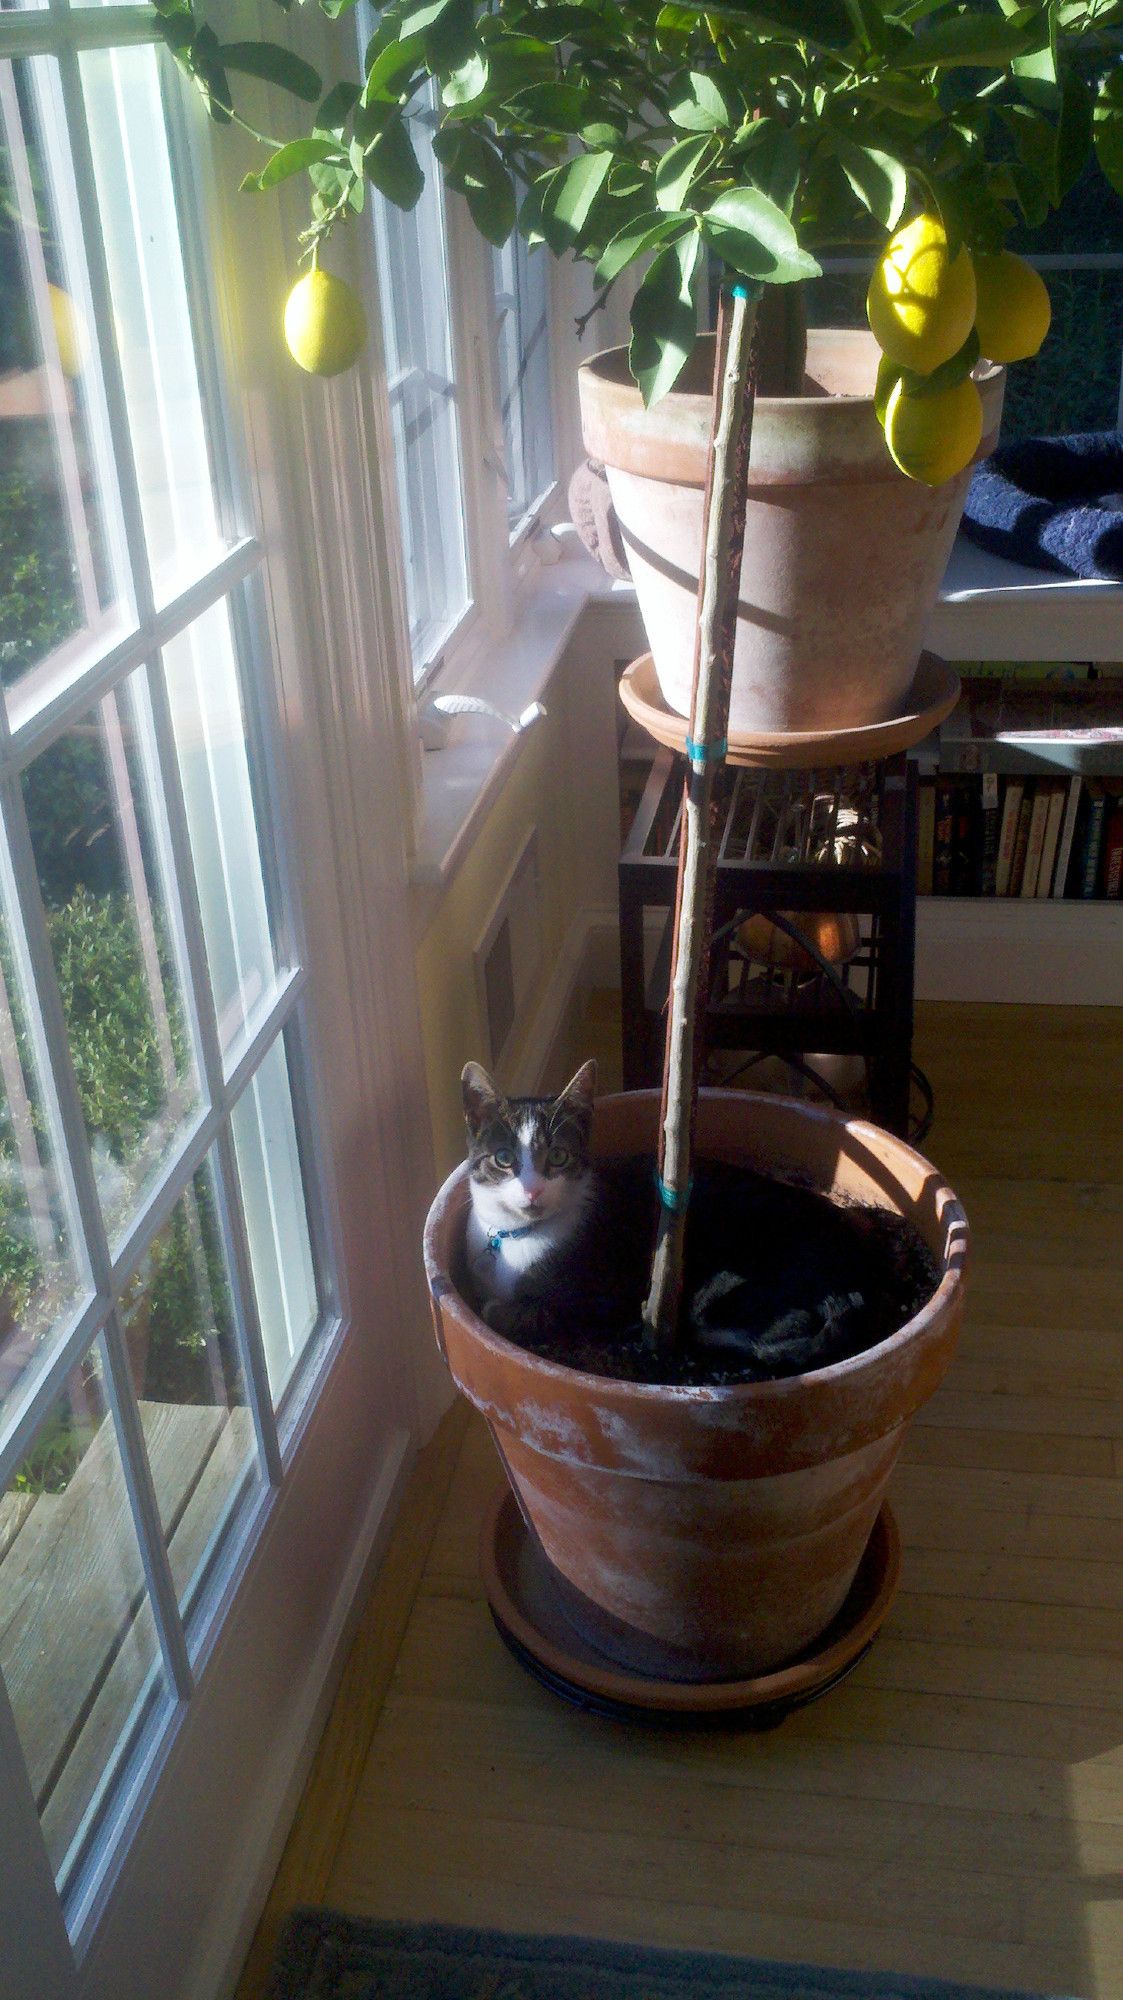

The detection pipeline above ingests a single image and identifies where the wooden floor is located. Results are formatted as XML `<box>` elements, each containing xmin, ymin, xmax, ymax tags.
<box><xmin>239</xmin><ymin>1002</ymin><xmax>1123</xmax><ymax>1999</ymax></box>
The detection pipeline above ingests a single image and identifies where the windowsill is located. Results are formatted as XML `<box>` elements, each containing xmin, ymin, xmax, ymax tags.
<box><xmin>409</xmin><ymin>532</ymin><xmax>636</xmax><ymax>931</ymax></box>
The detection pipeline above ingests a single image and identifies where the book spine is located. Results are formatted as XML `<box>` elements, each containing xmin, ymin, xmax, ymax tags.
<box><xmin>1036</xmin><ymin>784</ymin><xmax>1066</xmax><ymax>900</ymax></box>
<box><xmin>1051</xmin><ymin>775</ymin><xmax>1083</xmax><ymax>898</ymax></box>
<box><xmin>1103</xmin><ymin>799</ymin><xmax>1123</xmax><ymax>899</ymax></box>
<box><xmin>951</xmin><ymin>777</ymin><xmax>977</xmax><ymax>895</ymax></box>
<box><xmin>1020</xmin><ymin>786</ymin><xmax>1051</xmax><ymax>897</ymax></box>
<box><xmin>995</xmin><ymin>778</ymin><xmax>1024</xmax><ymax>896</ymax></box>
<box><xmin>917</xmin><ymin>779</ymin><xmax>936</xmax><ymax>896</ymax></box>
<box><xmin>1081</xmin><ymin>784</ymin><xmax>1109</xmax><ymax>897</ymax></box>
<box><xmin>1008</xmin><ymin>786</ymin><xmax>1035</xmax><ymax>897</ymax></box>
<box><xmin>933</xmin><ymin>780</ymin><xmax>956</xmax><ymax>895</ymax></box>
<box><xmin>979</xmin><ymin>772</ymin><xmax>1000</xmax><ymax>896</ymax></box>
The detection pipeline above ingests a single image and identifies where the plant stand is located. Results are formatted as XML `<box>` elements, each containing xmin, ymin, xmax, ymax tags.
<box><xmin>618</xmin><ymin>746</ymin><xmax>920</xmax><ymax>1135</ymax></box>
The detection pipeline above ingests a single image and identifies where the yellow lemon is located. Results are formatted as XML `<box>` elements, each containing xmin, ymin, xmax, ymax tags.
<box><xmin>47</xmin><ymin>282</ymin><xmax>88</xmax><ymax>378</ymax></box>
<box><xmin>874</xmin><ymin>351</ymin><xmax>900</xmax><ymax>426</ymax></box>
<box><xmin>283</xmin><ymin>268</ymin><xmax>367</xmax><ymax>378</ymax></box>
<box><xmin>867</xmin><ymin>213</ymin><xmax>977</xmax><ymax>375</ymax></box>
<box><xmin>884</xmin><ymin>373</ymin><xmax>983</xmax><ymax>487</ymax></box>
<box><xmin>971</xmin><ymin>250</ymin><xmax>1051</xmax><ymax>362</ymax></box>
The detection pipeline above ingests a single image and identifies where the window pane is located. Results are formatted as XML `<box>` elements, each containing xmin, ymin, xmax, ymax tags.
<box><xmin>22</xmin><ymin>668</ymin><xmax>202</xmax><ymax>1242</ymax></box>
<box><xmin>230</xmin><ymin>1032</ymin><xmax>318</xmax><ymax>1405</ymax></box>
<box><xmin>0</xmin><ymin>859</ymin><xmax>88</xmax><ymax>1428</ymax></box>
<box><xmin>118</xmin><ymin>1153</ymin><xmax>261</xmax><ymax>1641</ymax></box>
<box><xmin>0</xmin><ymin>1341</ymin><xmax>170</xmax><ymax>1886</ymax></box>
<box><xmin>372</xmin><ymin>84</ymin><xmax>470</xmax><ymax>677</ymax></box>
<box><xmin>0</xmin><ymin>56</ymin><xmax>130</xmax><ymax>709</ymax></box>
<box><xmin>80</xmin><ymin>43</ymin><xmax>230</xmax><ymax>604</ymax></box>
<box><xmin>493</xmin><ymin>231</ymin><xmax>555</xmax><ymax>532</ymax></box>
<box><xmin>161</xmin><ymin>595</ymin><xmax>280</xmax><ymax>1060</ymax></box>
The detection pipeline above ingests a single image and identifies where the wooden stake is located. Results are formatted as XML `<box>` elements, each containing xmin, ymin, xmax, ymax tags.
<box><xmin>642</xmin><ymin>284</ymin><xmax>759</xmax><ymax>1353</ymax></box>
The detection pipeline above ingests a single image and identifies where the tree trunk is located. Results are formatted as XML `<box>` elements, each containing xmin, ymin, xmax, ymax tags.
<box><xmin>642</xmin><ymin>283</ymin><xmax>760</xmax><ymax>1353</ymax></box>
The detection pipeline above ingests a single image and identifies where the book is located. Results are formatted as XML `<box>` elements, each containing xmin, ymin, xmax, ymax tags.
<box><xmin>951</xmin><ymin>777</ymin><xmax>978</xmax><ymax>895</ymax></box>
<box><xmin>1020</xmin><ymin>784</ymin><xmax>1051</xmax><ymax>897</ymax></box>
<box><xmin>1051</xmin><ymin>776</ymin><xmax>1083</xmax><ymax>898</ymax></box>
<box><xmin>1103</xmin><ymin>795</ymin><xmax>1123</xmax><ymax>898</ymax></box>
<box><xmin>1036</xmin><ymin>782</ymin><xmax>1066</xmax><ymax>899</ymax></box>
<box><xmin>933</xmin><ymin>779</ymin><xmax>956</xmax><ymax>895</ymax></box>
<box><xmin>994</xmin><ymin>777</ymin><xmax>1024</xmax><ymax>896</ymax></box>
<box><xmin>1079</xmin><ymin>780</ymin><xmax>1110</xmax><ymax>897</ymax></box>
<box><xmin>1008</xmin><ymin>785</ymin><xmax>1035</xmax><ymax>896</ymax></box>
<box><xmin>917</xmin><ymin>779</ymin><xmax>936</xmax><ymax>896</ymax></box>
<box><xmin>979</xmin><ymin>771</ymin><xmax>1001</xmax><ymax>895</ymax></box>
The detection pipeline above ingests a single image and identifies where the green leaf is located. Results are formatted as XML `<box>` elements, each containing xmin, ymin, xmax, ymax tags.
<box><xmin>315</xmin><ymin>80</ymin><xmax>361</xmax><ymax>138</ymax></box>
<box><xmin>898</xmin><ymin>10</ymin><xmax>1042</xmax><ymax>67</ymax></box>
<box><xmin>508</xmin><ymin>82</ymin><xmax>590</xmax><ymax>132</ymax></box>
<box><xmin>594</xmin><ymin>212</ymin><xmax>690</xmax><ymax>286</ymax></box>
<box><xmin>629</xmin><ymin>231</ymin><xmax>701</xmax><ymax>407</ymax></box>
<box><xmin>735</xmin><ymin>118</ymin><xmax>800</xmax><ymax>214</ymax></box>
<box><xmin>837</xmin><ymin>140</ymin><xmax>908</xmax><ymax>229</ymax></box>
<box><xmin>240</xmin><ymin>136</ymin><xmax>340</xmax><ymax>192</ymax></box>
<box><xmin>434</xmin><ymin>129</ymin><xmax>516</xmax><ymax>243</ymax></box>
<box><xmin>1056</xmin><ymin>69</ymin><xmax>1093</xmax><ymax>200</ymax></box>
<box><xmin>655</xmin><ymin>134</ymin><xmax>714</xmax><ymax>212</ymax></box>
<box><xmin>398</xmin><ymin>0</ymin><xmax>459</xmax><ymax>32</ymax></box>
<box><xmin>363</xmin><ymin>32</ymin><xmax>426</xmax><ymax>104</ymax></box>
<box><xmin>443</xmin><ymin>51</ymin><xmax>489</xmax><ymax>107</ymax></box>
<box><xmin>362</xmin><ymin>117</ymin><xmax>425</xmax><ymax>209</ymax></box>
<box><xmin>320</xmin><ymin>0</ymin><xmax>359</xmax><ymax>16</ymax></box>
<box><xmin>1087</xmin><ymin>104</ymin><xmax>1119</xmax><ymax>204</ymax></box>
<box><xmin>668</xmin><ymin>68</ymin><xmax>737</xmax><ymax>131</ymax></box>
<box><xmin>702</xmin><ymin>183</ymin><xmax>819</xmax><ymax>282</ymax></box>
<box><xmin>220</xmin><ymin>41</ymin><xmax>322</xmax><ymax>104</ymax></box>
<box><xmin>537</xmin><ymin>150</ymin><xmax>613</xmax><ymax>250</ymax></box>
<box><xmin>669</xmin><ymin>0</ymin><xmax>853</xmax><ymax>48</ymax></box>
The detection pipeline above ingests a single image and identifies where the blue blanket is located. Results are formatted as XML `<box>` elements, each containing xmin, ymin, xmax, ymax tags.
<box><xmin>961</xmin><ymin>431</ymin><xmax>1123</xmax><ymax>580</ymax></box>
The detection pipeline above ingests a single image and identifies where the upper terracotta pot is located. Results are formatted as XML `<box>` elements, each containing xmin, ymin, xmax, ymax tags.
<box><xmin>425</xmin><ymin>1088</ymin><xmax>969</xmax><ymax>1681</ymax></box>
<box><xmin>578</xmin><ymin>328</ymin><xmax>1004</xmax><ymax>735</ymax></box>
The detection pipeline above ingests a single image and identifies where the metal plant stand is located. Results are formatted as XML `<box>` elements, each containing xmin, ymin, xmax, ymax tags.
<box><xmin>618</xmin><ymin>747</ymin><xmax>919</xmax><ymax>1137</ymax></box>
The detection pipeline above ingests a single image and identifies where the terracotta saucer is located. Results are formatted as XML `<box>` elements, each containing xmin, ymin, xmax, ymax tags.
<box><xmin>618</xmin><ymin>650</ymin><xmax>959</xmax><ymax>768</ymax></box>
<box><xmin>480</xmin><ymin>1485</ymin><xmax>901</xmax><ymax>1726</ymax></box>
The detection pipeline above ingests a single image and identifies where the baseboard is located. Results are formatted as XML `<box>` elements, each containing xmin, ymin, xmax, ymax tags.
<box><xmin>188</xmin><ymin>1427</ymin><xmax>414</xmax><ymax>2000</ymax></box>
<box><xmin>916</xmin><ymin>898</ymin><xmax>1123</xmax><ymax>1004</ymax></box>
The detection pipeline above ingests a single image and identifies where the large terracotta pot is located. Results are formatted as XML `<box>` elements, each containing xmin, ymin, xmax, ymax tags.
<box><xmin>578</xmin><ymin>329</ymin><xmax>1004</xmax><ymax>737</ymax></box>
<box><xmin>424</xmin><ymin>1088</ymin><xmax>968</xmax><ymax>1682</ymax></box>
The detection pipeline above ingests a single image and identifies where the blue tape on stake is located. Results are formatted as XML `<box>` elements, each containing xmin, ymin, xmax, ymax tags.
<box><xmin>730</xmin><ymin>282</ymin><xmax>750</xmax><ymax>299</ymax></box>
<box><xmin>656</xmin><ymin>1174</ymin><xmax>693</xmax><ymax>1213</ymax></box>
<box><xmin>685</xmin><ymin>735</ymin><xmax>728</xmax><ymax>771</ymax></box>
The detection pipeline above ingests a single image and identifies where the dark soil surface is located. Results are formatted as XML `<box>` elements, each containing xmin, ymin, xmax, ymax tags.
<box><xmin>490</xmin><ymin>1157</ymin><xmax>940</xmax><ymax>1388</ymax></box>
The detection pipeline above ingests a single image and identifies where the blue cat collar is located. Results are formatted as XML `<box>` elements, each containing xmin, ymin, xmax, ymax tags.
<box><xmin>487</xmin><ymin>1222</ymin><xmax>540</xmax><ymax>1254</ymax></box>
<box><xmin>685</xmin><ymin>734</ymin><xmax>727</xmax><ymax>772</ymax></box>
<box><xmin>656</xmin><ymin>1173</ymin><xmax>693</xmax><ymax>1213</ymax></box>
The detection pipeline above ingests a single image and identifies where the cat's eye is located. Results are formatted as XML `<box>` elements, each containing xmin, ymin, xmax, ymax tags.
<box><xmin>546</xmin><ymin>1143</ymin><xmax>570</xmax><ymax>1170</ymax></box>
<box><xmin>493</xmin><ymin>1147</ymin><xmax>516</xmax><ymax>1172</ymax></box>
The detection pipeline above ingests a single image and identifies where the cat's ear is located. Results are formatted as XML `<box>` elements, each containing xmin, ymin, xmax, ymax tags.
<box><xmin>555</xmin><ymin>1059</ymin><xmax>597</xmax><ymax>1127</ymax></box>
<box><xmin>461</xmin><ymin>1061</ymin><xmax>501</xmax><ymax>1137</ymax></box>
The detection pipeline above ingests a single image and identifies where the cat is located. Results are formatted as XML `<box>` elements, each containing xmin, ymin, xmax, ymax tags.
<box><xmin>461</xmin><ymin>1059</ymin><xmax>652</xmax><ymax>1341</ymax></box>
<box><xmin>460</xmin><ymin>1060</ymin><xmax>913</xmax><ymax>1376</ymax></box>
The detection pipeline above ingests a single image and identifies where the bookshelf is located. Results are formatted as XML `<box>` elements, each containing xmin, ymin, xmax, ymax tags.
<box><xmin>917</xmin><ymin>535</ymin><xmax>1123</xmax><ymax>1004</ymax></box>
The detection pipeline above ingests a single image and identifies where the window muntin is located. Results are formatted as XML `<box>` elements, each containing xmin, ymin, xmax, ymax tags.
<box><xmin>370</xmin><ymin>80</ymin><xmax>471</xmax><ymax>680</ymax></box>
<box><xmin>0</xmin><ymin>56</ymin><xmax>131</xmax><ymax>708</ymax></box>
<box><xmin>0</xmin><ymin>13</ymin><xmax>338</xmax><ymax>1925</ymax></box>
<box><xmin>493</xmin><ymin>230</ymin><xmax>555</xmax><ymax>536</ymax></box>
<box><xmin>0</xmin><ymin>1340</ymin><xmax>172</xmax><ymax>1888</ymax></box>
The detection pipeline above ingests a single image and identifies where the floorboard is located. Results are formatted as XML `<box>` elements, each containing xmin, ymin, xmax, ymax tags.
<box><xmin>239</xmin><ymin>1000</ymin><xmax>1123</xmax><ymax>2000</ymax></box>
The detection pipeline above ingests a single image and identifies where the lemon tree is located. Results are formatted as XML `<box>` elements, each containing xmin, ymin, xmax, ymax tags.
<box><xmin>151</xmin><ymin>0</ymin><xmax>1123</xmax><ymax>411</ymax></box>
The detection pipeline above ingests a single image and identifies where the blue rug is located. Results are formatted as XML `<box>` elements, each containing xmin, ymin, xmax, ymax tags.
<box><xmin>268</xmin><ymin>1913</ymin><xmax>1064</xmax><ymax>1999</ymax></box>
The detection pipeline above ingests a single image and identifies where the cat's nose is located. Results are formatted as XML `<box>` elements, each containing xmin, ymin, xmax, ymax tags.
<box><xmin>523</xmin><ymin>1182</ymin><xmax>545</xmax><ymax>1206</ymax></box>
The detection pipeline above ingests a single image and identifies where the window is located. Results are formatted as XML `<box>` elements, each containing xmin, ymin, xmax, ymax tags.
<box><xmin>361</xmin><ymin>0</ymin><xmax>471</xmax><ymax>684</ymax></box>
<box><xmin>493</xmin><ymin>230</ymin><xmax>556</xmax><ymax>536</ymax></box>
<box><xmin>0</xmin><ymin>15</ymin><xmax>335</xmax><ymax>1927</ymax></box>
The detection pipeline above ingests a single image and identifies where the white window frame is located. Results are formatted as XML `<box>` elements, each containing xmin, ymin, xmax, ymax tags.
<box><xmin>0</xmin><ymin>7</ymin><xmax>439</xmax><ymax>1993</ymax></box>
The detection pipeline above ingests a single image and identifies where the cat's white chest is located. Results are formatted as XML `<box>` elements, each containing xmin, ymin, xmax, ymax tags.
<box><xmin>466</xmin><ymin>1209</ymin><xmax>566</xmax><ymax>1301</ymax></box>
